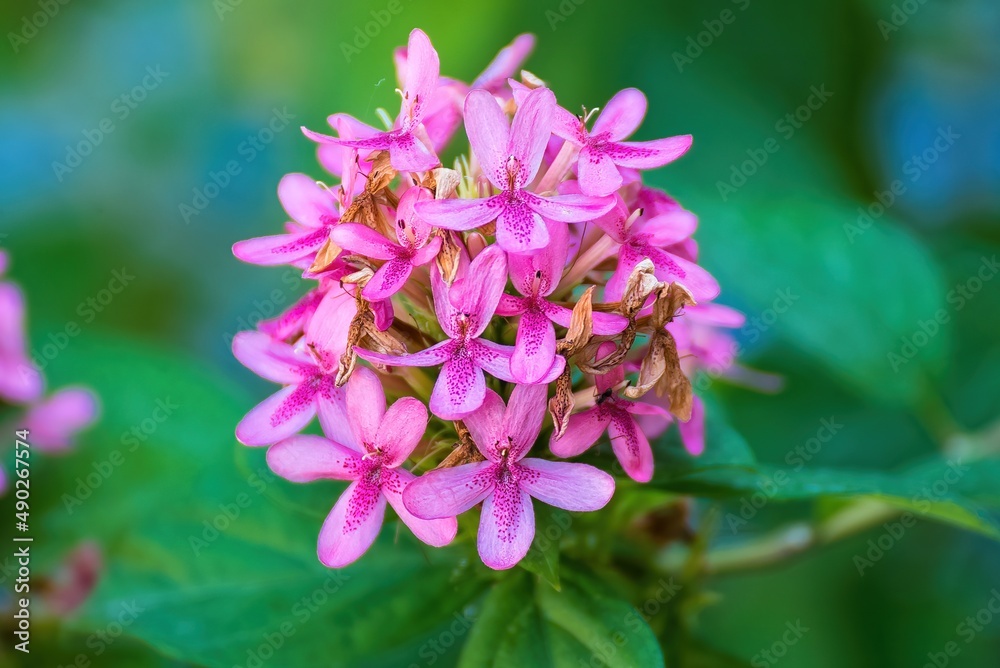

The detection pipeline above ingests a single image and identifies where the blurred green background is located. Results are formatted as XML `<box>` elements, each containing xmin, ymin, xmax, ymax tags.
<box><xmin>2</xmin><ymin>0</ymin><xmax>999</xmax><ymax>666</ymax></box>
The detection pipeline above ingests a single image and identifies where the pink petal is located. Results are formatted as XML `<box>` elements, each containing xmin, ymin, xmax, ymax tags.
<box><xmin>503</xmin><ymin>383</ymin><xmax>548</xmax><ymax>460</ymax></box>
<box><xmin>518</xmin><ymin>459</ymin><xmax>615</xmax><ymax>511</ymax></box>
<box><xmin>454</xmin><ymin>245</ymin><xmax>508</xmax><ymax>338</ymax></box>
<box><xmin>415</xmin><ymin>195</ymin><xmax>501</xmax><ymax>232</ymax></box>
<box><xmin>236</xmin><ymin>383</ymin><xmax>318</xmax><ymax>446</ymax></box>
<box><xmin>592</xmin><ymin>88</ymin><xmax>647</xmax><ymax>141</ymax></box>
<box><xmin>402</xmin><ymin>460</ymin><xmax>497</xmax><ymax>518</ymax></box>
<box><xmin>386</xmin><ymin>132</ymin><xmax>440</xmax><ymax>172</ymax></box>
<box><xmin>647</xmin><ymin>248</ymin><xmax>720</xmax><ymax>301</ymax></box>
<box><xmin>376</xmin><ymin>397</ymin><xmax>428</xmax><ymax>466</ymax></box>
<box><xmin>266</xmin><ymin>435</ymin><xmax>362</xmax><ymax>482</ymax></box>
<box><xmin>317</xmin><ymin>480</ymin><xmax>386</xmax><ymax>568</ymax></box>
<box><xmin>430</xmin><ymin>355</ymin><xmax>486</xmax><ymax>419</ymax></box>
<box><xmin>232</xmin><ymin>331</ymin><xmax>308</xmax><ymax>384</ymax></box>
<box><xmin>594</xmin><ymin>341</ymin><xmax>625</xmax><ymax>393</ymax></box>
<box><xmin>305</xmin><ymin>286</ymin><xmax>357</xmax><ymax>372</ymax></box>
<box><xmin>478</xmin><ymin>481</ymin><xmax>534</xmax><ymax>570</ymax></box>
<box><xmin>549</xmin><ymin>407</ymin><xmax>610</xmax><ymax>458</ymax></box>
<box><xmin>606</xmin><ymin>135</ymin><xmax>692</xmax><ymax>169</ymax></box>
<box><xmin>395</xmin><ymin>186</ymin><xmax>434</xmax><ymax>247</ymax></box>
<box><xmin>472</xmin><ymin>34</ymin><xmax>536</xmax><ymax>92</ymax></box>
<box><xmin>496</xmin><ymin>198</ymin><xmax>548</xmax><ymax>253</ymax></box>
<box><xmin>508</xmin><ymin>220</ymin><xmax>569</xmax><ymax>297</ymax></box>
<box><xmin>464</xmin><ymin>89</ymin><xmax>511</xmax><ymax>190</ymax></box>
<box><xmin>577</xmin><ymin>149</ymin><xmax>623</xmax><ymax>197</ymax></box>
<box><xmin>277</xmin><ymin>173</ymin><xmax>339</xmax><ymax>228</ymax></box>
<box><xmin>381</xmin><ymin>468</ymin><xmax>457</xmax><ymax>547</ymax></box>
<box><xmin>402</xmin><ymin>29</ymin><xmax>440</xmax><ymax>122</ymax></box>
<box><xmin>22</xmin><ymin>387</ymin><xmax>98</xmax><ymax>452</ymax></box>
<box><xmin>330</xmin><ymin>223</ymin><xmax>399</xmax><ymax>261</ymax></box>
<box><xmin>410</xmin><ymin>235</ymin><xmax>442</xmax><ymax>266</ymax></box>
<box><xmin>544</xmin><ymin>301</ymin><xmax>627</xmax><ymax>336</ymax></box>
<box><xmin>345</xmin><ymin>366</ymin><xmax>386</xmax><ymax>446</ymax></box>
<box><xmin>469</xmin><ymin>338</ymin><xmax>517</xmax><ymax>383</ymax></box>
<box><xmin>355</xmin><ymin>338</ymin><xmax>454</xmax><ymax>368</ymax></box>
<box><xmin>462</xmin><ymin>389</ymin><xmax>506</xmax><ymax>461</ymax></box>
<box><xmin>315</xmin><ymin>377</ymin><xmax>355</xmax><ymax>449</ymax></box>
<box><xmin>608</xmin><ymin>411</ymin><xmax>654</xmax><ymax>482</ymax></box>
<box><xmin>232</xmin><ymin>228</ymin><xmax>330</xmax><ymax>266</ymax></box>
<box><xmin>511</xmin><ymin>308</ymin><xmax>557</xmax><ymax>385</ymax></box>
<box><xmin>686</xmin><ymin>302</ymin><xmax>745</xmax><ymax>328</ymax></box>
<box><xmin>524</xmin><ymin>192</ymin><xmax>615</xmax><ymax>223</ymax></box>
<box><xmin>509</xmin><ymin>87</ymin><xmax>555</xmax><ymax>186</ymax></box>
<box><xmin>363</xmin><ymin>257</ymin><xmax>413</xmax><ymax>301</ymax></box>
<box><xmin>590</xmin><ymin>194</ymin><xmax>631</xmax><ymax>243</ymax></box>
<box><xmin>258</xmin><ymin>288</ymin><xmax>324</xmax><ymax>341</ymax></box>
<box><xmin>632</xmin><ymin>209</ymin><xmax>698</xmax><ymax>247</ymax></box>
<box><xmin>678</xmin><ymin>395</ymin><xmax>705</xmax><ymax>456</ymax></box>
<box><xmin>495</xmin><ymin>293</ymin><xmax>529</xmax><ymax>317</ymax></box>
<box><xmin>0</xmin><ymin>283</ymin><xmax>43</xmax><ymax>403</ymax></box>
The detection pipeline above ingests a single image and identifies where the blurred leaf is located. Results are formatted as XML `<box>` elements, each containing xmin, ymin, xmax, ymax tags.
<box><xmin>517</xmin><ymin>505</ymin><xmax>563</xmax><ymax>590</ymax></box>
<box><xmin>693</xmin><ymin>194</ymin><xmax>949</xmax><ymax>406</ymax></box>
<box><xmin>460</xmin><ymin>569</ymin><xmax>665</xmax><ymax>668</ymax></box>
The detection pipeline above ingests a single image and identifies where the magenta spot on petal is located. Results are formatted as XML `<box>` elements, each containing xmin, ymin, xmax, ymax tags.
<box><xmin>270</xmin><ymin>379</ymin><xmax>320</xmax><ymax>427</ymax></box>
<box><xmin>271</xmin><ymin>228</ymin><xmax>328</xmax><ymax>255</ymax></box>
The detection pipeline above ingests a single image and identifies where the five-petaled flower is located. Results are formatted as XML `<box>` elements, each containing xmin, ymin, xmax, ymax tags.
<box><xmin>403</xmin><ymin>383</ymin><xmax>614</xmax><ymax>569</ymax></box>
<box><xmin>267</xmin><ymin>367</ymin><xmax>457</xmax><ymax>567</ymax></box>
<box><xmin>416</xmin><ymin>87</ymin><xmax>615</xmax><ymax>253</ymax></box>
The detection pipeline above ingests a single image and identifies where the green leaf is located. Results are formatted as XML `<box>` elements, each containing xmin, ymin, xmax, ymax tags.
<box><xmin>517</xmin><ymin>505</ymin><xmax>566</xmax><ymax>590</ymax></box>
<box><xmin>692</xmin><ymin>194</ymin><xmax>949</xmax><ymax>406</ymax></box>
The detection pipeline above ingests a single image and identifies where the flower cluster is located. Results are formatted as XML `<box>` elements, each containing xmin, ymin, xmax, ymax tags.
<box><xmin>232</xmin><ymin>30</ymin><xmax>745</xmax><ymax>570</ymax></box>
<box><xmin>0</xmin><ymin>249</ymin><xmax>99</xmax><ymax>495</ymax></box>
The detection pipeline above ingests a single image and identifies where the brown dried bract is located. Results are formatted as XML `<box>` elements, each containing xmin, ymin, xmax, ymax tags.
<box><xmin>340</xmin><ymin>150</ymin><xmax>396</xmax><ymax>237</ymax></box>
<box><xmin>336</xmin><ymin>287</ymin><xmax>406</xmax><ymax>386</ymax></box>
<box><xmin>436</xmin><ymin>421</ymin><xmax>486</xmax><ymax>469</ymax></box>
<box><xmin>548</xmin><ymin>365</ymin><xmax>575</xmax><ymax>439</ymax></box>
<box><xmin>557</xmin><ymin>286</ymin><xmax>595</xmax><ymax>357</ymax></box>
<box><xmin>307</xmin><ymin>237</ymin><xmax>344</xmax><ymax>275</ymax></box>
<box><xmin>434</xmin><ymin>229</ymin><xmax>463</xmax><ymax>286</ymax></box>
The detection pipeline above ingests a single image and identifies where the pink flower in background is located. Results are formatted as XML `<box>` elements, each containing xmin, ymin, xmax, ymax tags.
<box><xmin>496</xmin><ymin>221</ymin><xmax>626</xmax><ymax>382</ymax></box>
<box><xmin>0</xmin><ymin>280</ymin><xmax>43</xmax><ymax>404</ymax></box>
<box><xmin>416</xmin><ymin>87</ymin><xmax>614</xmax><ymax>253</ymax></box>
<box><xmin>23</xmin><ymin>387</ymin><xmax>100</xmax><ymax>452</ymax></box>
<box><xmin>403</xmin><ymin>384</ymin><xmax>614</xmax><ymax>569</ymax></box>
<box><xmin>331</xmin><ymin>187</ymin><xmax>442</xmax><ymax>301</ymax></box>
<box><xmin>550</xmin><ymin>344</ymin><xmax>669</xmax><ymax>482</ymax></box>
<box><xmin>232</xmin><ymin>173</ymin><xmax>341</xmax><ymax>267</ymax></box>
<box><xmin>267</xmin><ymin>367</ymin><xmax>456</xmax><ymax>567</ymax></box>
<box><xmin>303</xmin><ymin>29</ymin><xmax>441</xmax><ymax>172</ymax></box>
<box><xmin>553</xmin><ymin>88</ymin><xmax>693</xmax><ymax>197</ymax></box>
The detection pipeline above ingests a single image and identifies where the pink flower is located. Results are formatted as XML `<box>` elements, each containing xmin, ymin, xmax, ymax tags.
<box><xmin>597</xmin><ymin>195</ymin><xmax>720</xmax><ymax>302</ymax></box>
<box><xmin>232</xmin><ymin>173</ymin><xmax>340</xmax><ymax>267</ymax></box>
<box><xmin>232</xmin><ymin>330</ymin><xmax>349</xmax><ymax>447</ymax></box>
<box><xmin>303</xmin><ymin>29</ymin><xmax>441</xmax><ymax>172</ymax></box>
<box><xmin>496</xmin><ymin>221</ymin><xmax>626</xmax><ymax>382</ymax></box>
<box><xmin>0</xmin><ymin>281</ymin><xmax>43</xmax><ymax>404</ymax></box>
<box><xmin>416</xmin><ymin>87</ymin><xmax>614</xmax><ymax>253</ymax></box>
<box><xmin>23</xmin><ymin>387</ymin><xmax>99</xmax><ymax>453</ymax></box>
<box><xmin>550</xmin><ymin>344</ymin><xmax>669</xmax><ymax>482</ymax></box>
<box><xmin>357</xmin><ymin>246</ymin><xmax>562</xmax><ymax>418</ymax></box>
<box><xmin>267</xmin><ymin>367</ymin><xmax>456</xmax><ymax>567</ymax></box>
<box><xmin>331</xmin><ymin>187</ymin><xmax>442</xmax><ymax>301</ymax></box>
<box><xmin>403</xmin><ymin>384</ymin><xmax>614</xmax><ymax>570</ymax></box>
<box><xmin>553</xmin><ymin>88</ymin><xmax>692</xmax><ymax>197</ymax></box>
